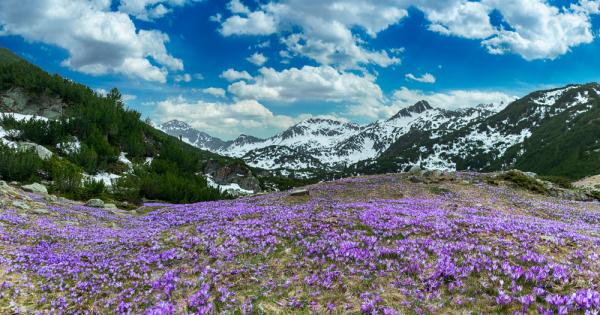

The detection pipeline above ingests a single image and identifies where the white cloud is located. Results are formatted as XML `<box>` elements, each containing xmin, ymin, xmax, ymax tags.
<box><xmin>174</xmin><ymin>73</ymin><xmax>192</xmax><ymax>82</ymax></box>
<box><xmin>220</xmin><ymin>68</ymin><xmax>253</xmax><ymax>81</ymax></box>
<box><xmin>118</xmin><ymin>0</ymin><xmax>200</xmax><ymax>21</ymax></box>
<box><xmin>201</xmin><ymin>87</ymin><xmax>227</xmax><ymax>97</ymax></box>
<box><xmin>0</xmin><ymin>0</ymin><xmax>182</xmax><ymax>82</ymax></box>
<box><xmin>392</xmin><ymin>87</ymin><xmax>517</xmax><ymax>110</ymax></box>
<box><xmin>571</xmin><ymin>0</ymin><xmax>600</xmax><ymax>14</ymax></box>
<box><xmin>423</xmin><ymin>1</ymin><xmax>495</xmax><ymax>39</ymax></box>
<box><xmin>219</xmin><ymin>1</ymin><xmax>406</xmax><ymax>69</ymax></box>
<box><xmin>220</xmin><ymin>11</ymin><xmax>277</xmax><ymax>36</ymax></box>
<box><xmin>153</xmin><ymin>96</ymin><xmax>300</xmax><ymax>139</ymax></box>
<box><xmin>227</xmin><ymin>0</ymin><xmax>250</xmax><ymax>14</ymax></box>
<box><xmin>218</xmin><ymin>0</ymin><xmax>600</xmax><ymax>63</ymax></box>
<box><xmin>122</xmin><ymin>94</ymin><xmax>137</xmax><ymax>102</ymax></box>
<box><xmin>246</xmin><ymin>52</ymin><xmax>268</xmax><ymax>66</ymax></box>
<box><xmin>421</xmin><ymin>0</ymin><xmax>596</xmax><ymax>60</ymax></box>
<box><xmin>227</xmin><ymin>65</ymin><xmax>383</xmax><ymax>103</ymax></box>
<box><xmin>347</xmin><ymin>87</ymin><xmax>516</xmax><ymax>119</ymax></box>
<box><xmin>480</xmin><ymin>0</ymin><xmax>594</xmax><ymax>60</ymax></box>
<box><xmin>405</xmin><ymin>72</ymin><xmax>436</xmax><ymax>84</ymax></box>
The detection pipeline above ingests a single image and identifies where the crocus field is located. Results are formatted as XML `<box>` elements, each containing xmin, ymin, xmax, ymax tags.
<box><xmin>1</xmin><ymin>173</ymin><xmax>599</xmax><ymax>314</ymax></box>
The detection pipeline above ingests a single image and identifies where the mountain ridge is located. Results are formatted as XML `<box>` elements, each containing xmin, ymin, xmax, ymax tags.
<box><xmin>159</xmin><ymin>97</ymin><xmax>508</xmax><ymax>170</ymax></box>
<box><xmin>160</xmin><ymin>82</ymin><xmax>600</xmax><ymax>179</ymax></box>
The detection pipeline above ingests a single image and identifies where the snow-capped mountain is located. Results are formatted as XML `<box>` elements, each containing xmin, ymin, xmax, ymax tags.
<box><xmin>159</xmin><ymin>99</ymin><xmax>505</xmax><ymax>170</ymax></box>
<box><xmin>159</xmin><ymin>83</ymin><xmax>600</xmax><ymax>174</ymax></box>
<box><xmin>369</xmin><ymin>83</ymin><xmax>600</xmax><ymax>175</ymax></box>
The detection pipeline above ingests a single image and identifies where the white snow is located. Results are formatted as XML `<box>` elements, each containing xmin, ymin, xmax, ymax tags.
<box><xmin>206</xmin><ymin>175</ymin><xmax>253</xmax><ymax>195</ymax></box>
<box><xmin>532</xmin><ymin>86</ymin><xmax>577</xmax><ymax>106</ymax></box>
<box><xmin>0</xmin><ymin>112</ymin><xmax>48</xmax><ymax>122</ymax></box>
<box><xmin>119</xmin><ymin>152</ymin><xmax>132</xmax><ymax>166</ymax></box>
<box><xmin>86</xmin><ymin>172</ymin><xmax>121</xmax><ymax>186</ymax></box>
<box><xmin>57</xmin><ymin>137</ymin><xmax>81</xmax><ymax>154</ymax></box>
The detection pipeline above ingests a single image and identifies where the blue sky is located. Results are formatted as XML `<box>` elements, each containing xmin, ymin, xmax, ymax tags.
<box><xmin>1</xmin><ymin>0</ymin><xmax>600</xmax><ymax>139</ymax></box>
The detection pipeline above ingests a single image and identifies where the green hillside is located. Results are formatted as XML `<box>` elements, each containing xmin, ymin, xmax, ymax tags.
<box><xmin>0</xmin><ymin>48</ymin><xmax>252</xmax><ymax>204</ymax></box>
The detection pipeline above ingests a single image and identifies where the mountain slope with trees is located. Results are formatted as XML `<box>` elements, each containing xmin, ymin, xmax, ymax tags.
<box><xmin>0</xmin><ymin>48</ymin><xmax>260</xmax><ymax>204</ymax></box>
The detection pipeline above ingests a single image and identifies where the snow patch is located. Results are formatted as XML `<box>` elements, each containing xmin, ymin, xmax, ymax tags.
<box><xmin>57</xmin><ymin>137</ymin><xmax>81</xmax><ymax>154</ymax></box>
<box><xmin>86</xmin><ymin>172</ymin><xmax>121</xmax><ymax>186</ymax></box>
<box><xmin>206</xmin><ymin>175</ymin><xmax>253</xmax><ymax>195</ymax></box>
<box><xmin>119</xmin><ymin>152</ymin><xmax>132</xmax><ymax>166</ymax></box>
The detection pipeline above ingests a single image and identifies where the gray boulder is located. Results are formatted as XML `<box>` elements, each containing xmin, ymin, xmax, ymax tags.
<box><xmin>12</xmin><ymin>201</ymin><xmax>30</xmax><ymax>210</ymax></box>
<box><xmin>104</xmin><ymin>203</ymin><xmax>117</xmax><ymax>209</ymax></box>
<box><xmin>17</xmin><ymin>142</ymin><xmax>53</xmax><ymax>160</ymax></box>
<box><xmin>85</xmin><ymin>199</ymin><xmax>105</xmax><ymax>208</ymax></box>
<box><xmin>33</xmin><ymin>208</ymin><xmax>49</xmax><ymax>214</ymax></box>
<box><xmin>289</xmin><ymin>189</ymin><xmax>309</xmax><ymax>197</ymax></box>
<box><xmin>408</xmin><ymin>164</ymin><xmax>422</xmax><ymax>174</ymax></box>
<box><xmin>22</xmin><ymin>183</ymin><xmax>48</xmax><ymax>194</ymax></box>
<box><xmin>204</xmin><ymin>160</ymin><xmax>262</xmax><ymax>193</ymax></box>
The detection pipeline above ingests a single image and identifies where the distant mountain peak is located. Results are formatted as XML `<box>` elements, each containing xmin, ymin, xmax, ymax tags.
<box><xmin>161</xmin><ymin>119</ymin><xmax>192</xmax><ymax>129</ymax></box>
<box><xmin>389</xmin><ymin>100</ymin><xmax>433</xmax><ymax>120</ymax></box>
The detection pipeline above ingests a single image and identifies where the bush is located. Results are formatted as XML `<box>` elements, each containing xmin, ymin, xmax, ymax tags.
<box><xmin>498</xmin><ymin>170</ymin><xmax>548</xmax><ymax>194</ymax></box>
<box><xmin>111</xmin><ymin>174</ymin><xmax>142</xmax><ymax>205</ymax></box>
<box><xmin>0</xmin><ymin>144</ymin><xmax>42</xmax><ymax>182</ymax></box>
<box><xmin>46</xmin><ymin>157</ymin><xmax>82</xmax><ymax>194</ymax></box>
<box><xmin>80</xmin><ymin>179</ymin><xmax>106</xmax><ymax>200</ymax></box>
<box><xmin>591</xmin><ymin>190</ymin><xmax>600</xmax><ymax>202</ymax></box>
<box><xmin>539</xmin><ymin>175</ymin><xmax>573</xmax><ymax>189</ymax></box>
<box><xmin>139</xmin><ymin>171</ymin><xmax>225</xmax><ymax>204</ymax></box>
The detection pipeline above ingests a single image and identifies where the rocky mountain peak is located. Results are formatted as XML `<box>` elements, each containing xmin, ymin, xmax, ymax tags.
<box><xmin>160</xmin><ymin>119</ymin><xmax>192</xmax><ymax>130</ymax></box>
<box><xmin>388</xmin><ymin>100</ymin><xmax>433</xmax><ymax>120</ymax></box>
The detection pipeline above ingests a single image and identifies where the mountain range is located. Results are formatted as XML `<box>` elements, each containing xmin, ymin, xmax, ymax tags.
<box><xmin>159</xmin><ymin>82</ymin><xmax>600</xmax><ymax>179</ymax></box>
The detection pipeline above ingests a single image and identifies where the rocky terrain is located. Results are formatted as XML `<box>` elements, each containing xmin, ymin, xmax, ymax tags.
<box><xmin>1</xmin><ymin>170</ymin><xmax>599</xmax><ymax>314</ymax></box>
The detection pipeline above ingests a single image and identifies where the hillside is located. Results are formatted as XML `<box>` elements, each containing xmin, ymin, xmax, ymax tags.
<box><xmin>0</xmin><ymin>48</ymin><xmax>263</xmax><ymax>203</ymax></box>
<box><xmin>357</xmin><ymin>84</ymin><xmax>600</xmax><ymax>179</ymax></box>
<box><xmin>1</xmin><ymin>171</ymin><xmax>599</xmax><ymax>313</ymax></box>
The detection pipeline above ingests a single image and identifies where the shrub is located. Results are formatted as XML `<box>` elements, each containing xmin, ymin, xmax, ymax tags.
<box><xmin>498</xmin><ymin>170</ymin><xmax>548</xmax><ymax>194</ymax></box>
<box><xmin>111</xmin><ymin>174</ymin><xmax>142</xmax><ymax>205</ymax></box>
<box><xmin>591</xmin><ymin>190</ymin><xmax>600</xmax><ymax>202</ymax></box>
<box><xmin>539</xmin><ymin>175</ymin><xmax>573</xmax><ymax>189</ymax></box>
<box><xmin>0</xmin><ymin>144</ymin><xmax>42</xmax><ymax>182</ymax></box>
<box><xmin>46</xmin><ymin>157</ymin><xmax>82</xmax><ymax>194</ymax></box>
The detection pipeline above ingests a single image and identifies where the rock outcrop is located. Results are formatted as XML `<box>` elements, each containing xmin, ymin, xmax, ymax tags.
<box><xmin>204</xmin><ymin>160</ymin><xmax>261</xmax><ymax>193</ymax></box>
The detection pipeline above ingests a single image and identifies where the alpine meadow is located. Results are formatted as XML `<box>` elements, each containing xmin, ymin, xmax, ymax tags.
<box><xmin>1</xmin><ymin>1</ymin><xmax>600</xmax><ymax>314</ymax></box>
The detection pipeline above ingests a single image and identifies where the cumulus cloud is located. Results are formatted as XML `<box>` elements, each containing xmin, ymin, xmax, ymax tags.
<box><xmin>220</xmin><ymin>69</ymin><xmax>253</xmax><ymax>81</ymax></box>
<box><xmin>246</xmin><ymin>52</ymin><xmax>268</xmax><ymax>66</ymax></box>
<box><xmin>174</xmin><ymin>73</ymin><xmax>192</xmax><ymax>82</ymax></box>
<box><xmin>200</xmin><ymin>87</ymin><xmax>227</xmax><ymax>97</ymax></box>
<box><xmin>481</xmin><ymin>0</ymin><xmax>594</xmax><ymax>60</ymax></box>
<box><xmin>392</xmin><ymin>87</ymin><xmax>517</xmax><ymax>110</ymax></box>
<box><xmin>153</xmin><ymin>96</ymin><xmax>300</xmax><ymax>139</ymax></box>
<box><xmin>0</xmin><ymin>0</ymin><xmax>182</xmax><ymax>82</ymax></box>
<box><xmin>217</xmin><ymin>0</ymin><xmax>600</xmax><ymax>63</ymax></box>
<box><xmin>424</xmin><ymin>1</ymin><xmax>495</xmax><ymax>39</ymax></box>
<box><xmin>405</xmin><ymin>73</ymin><xmax>436</xmax><ymax>84</ymax></box>
<box><xmin>218</xmin><ymin>0</ymin><xmax>405</xmax><ymax>69</ymax></box>
<box><xmin>220</xmin><ymin>11</ymin><xmax>277</xmax><ymax>36</ymax></box>
<box><xmin>227</xmin><ymin>65</ymin><xmax>383</xmax><ymax>103</ymax></box>
<box><xmin>421</xmin><ymin>0</ymin><xmax>595</xmax><ymax>60</ymax></box>
<box><xmin>347</xmin><ymin>87</ymin><xmax>516</xmax><ymax>120</ymax></box>
<box><xmin>118</xmin><ymin>0</ymin><xmax>201</xmax><ymax>21</ymax></box>
<box><xmin>227</xmin><ymin>0</ymin><xmax>250</xmax><ymax>14</ymax></box>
